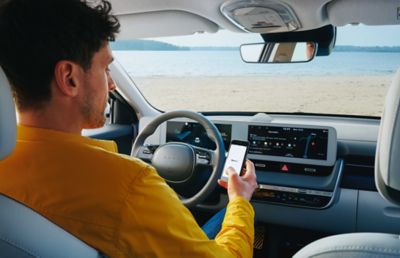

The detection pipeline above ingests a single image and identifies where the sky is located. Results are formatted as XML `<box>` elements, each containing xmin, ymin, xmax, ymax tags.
<box><xmin>148</xmin><ymin>25</ymin><xmax>400</xmax><ymax>47</ymax></box>
<box><xmin>337</xmin><ymin>25</ymin><xmax>400</xmax><ymax>46</ymax></box>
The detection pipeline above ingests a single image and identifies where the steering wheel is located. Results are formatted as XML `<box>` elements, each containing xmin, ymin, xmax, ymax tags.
<box><xmin>131</xmin><ymin>110</ymin><xmax>226</xmax><ymax>208</ymax></box>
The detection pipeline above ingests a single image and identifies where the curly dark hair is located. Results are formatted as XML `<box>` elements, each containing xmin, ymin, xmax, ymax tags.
<box><xmin>0</xmin><ymin>0</ymin><xmax>120</xmax><ymax>110</ymax></box>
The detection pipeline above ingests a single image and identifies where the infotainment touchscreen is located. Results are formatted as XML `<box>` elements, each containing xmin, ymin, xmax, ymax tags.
<box><xmin>248</xmin><ymin>125</ymin><xmax>329</xmax><ymax>160</ymax></box>
<box><xmin>166</xmin><ymin>121</ymin><xmax>232</xmax><ymax>151</ymax></box>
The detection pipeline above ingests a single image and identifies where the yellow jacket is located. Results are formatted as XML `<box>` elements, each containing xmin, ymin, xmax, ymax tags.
<box><xmin>0</xmin><ymin>125</ymin><xmax>254</xmax><ymax>257</ymax></box>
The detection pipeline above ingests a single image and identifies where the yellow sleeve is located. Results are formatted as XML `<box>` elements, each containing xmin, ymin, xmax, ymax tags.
<box><xmin>215</xmin><ymin>196</ymin><xmax>254</xmax><ymax>257</ymax></box>
<box><xmin>114</xmin><ymin>165</ymin><xmax>254</xmax><ymax>258</ymax></box>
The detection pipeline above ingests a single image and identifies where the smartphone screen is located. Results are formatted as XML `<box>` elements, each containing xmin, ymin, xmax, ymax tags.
<box><xmin>221</xmin><ymin>140</ymin><xmax>249</xmax><ymax>181</ymax></box>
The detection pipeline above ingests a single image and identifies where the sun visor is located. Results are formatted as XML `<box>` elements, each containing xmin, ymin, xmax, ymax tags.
<box><xmin>116</xmin><ymin>11</ymin><xmax>219</xmax><ymax>39</ymax></box>
<box><xmin>328</xmin><ymin>0</ymin><xmax>400</xmax><ymax>26</ymax></box>
<box><xmin>261</xmin><ymin>25</ymin><xmax>336</xmax><ymax>56</ymax></box>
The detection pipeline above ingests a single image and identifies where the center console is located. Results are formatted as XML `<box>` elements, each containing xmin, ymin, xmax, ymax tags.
<box><xmin>247</xmin><ymin>124</ymin><xmax>339</xmax><ymax>209</ymax></box>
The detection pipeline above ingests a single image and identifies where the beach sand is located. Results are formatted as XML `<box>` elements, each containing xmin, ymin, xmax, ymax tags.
<box><xmin>132</xmin><ymin>75</ymin><xmax>392</xmax><ymax>116</ymax></box>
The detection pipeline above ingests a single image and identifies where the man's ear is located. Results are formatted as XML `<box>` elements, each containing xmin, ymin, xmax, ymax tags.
<box><xmin>53</xmin><ymin>61</ymin><xmax>82</xmax><ymax>97</ymax></box>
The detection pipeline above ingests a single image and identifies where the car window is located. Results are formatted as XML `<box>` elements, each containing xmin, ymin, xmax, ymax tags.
<box><xmin>112</xmin><ymin>25</ymin><xmax>400</xmax><ymax>117</ymax></box>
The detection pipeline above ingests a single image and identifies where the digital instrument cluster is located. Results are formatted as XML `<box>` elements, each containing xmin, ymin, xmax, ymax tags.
<box><xmin>166</xmin><ymin>121</ymin><xmax>232</xmax><ymax>151</ymax></box>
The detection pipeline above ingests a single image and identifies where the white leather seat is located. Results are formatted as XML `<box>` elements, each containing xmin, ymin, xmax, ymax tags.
<box><xmin>294</xmin><ymin>69</ymin><xmax>400</xmax><ymax>258</ymax></box>
<box><xmin>294</xmin><ymin>233</ymin><xmax>400</xmax><ymax>258</ymax></box>
<box><xmin>0</xmin><ymin>67</ymin><xmax>105</xmax><ymax>258</ymax></box>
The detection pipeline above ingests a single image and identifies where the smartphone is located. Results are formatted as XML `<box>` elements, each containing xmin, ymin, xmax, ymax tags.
<box><xmin>220</xmin><ymin>140</ymin><xmax>250</xmax><ymax>181</ymax></box>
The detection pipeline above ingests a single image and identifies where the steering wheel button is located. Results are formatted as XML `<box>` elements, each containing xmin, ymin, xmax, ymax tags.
<box><xmin>196</xmin><ymin>156</ymin><xmax>209</xmax><ymax>165</ymax></box>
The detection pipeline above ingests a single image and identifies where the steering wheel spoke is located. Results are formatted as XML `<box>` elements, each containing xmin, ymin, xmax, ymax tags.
<box><xmin>136</xmin><ymin>147</ymin><xmax>153</xmax><ymax>161</ymax></box>
<box><xmin>136</xmin><ymin>145</ymin><xmax>158</xmax><ymax>161</ymax></box>
<box><xmin>192</xmin><ymin>146</ymin><xmax>214</xmax><ymax>166</ymax></box>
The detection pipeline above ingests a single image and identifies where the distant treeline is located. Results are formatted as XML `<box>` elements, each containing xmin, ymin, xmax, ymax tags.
<box><xmin>190</xmin><ymin>47</ymin><xmax>237</xmax><ymax>51</ymax></box>
<box><xmin>111</xmin><ymin>40</ymin><xmax>400</xmax><ymax>52</ymax></box>
<box><xmin>110</xmin><ymin>40</ymin><xmax>189</xmax><ymax>51</ymax></box>
<box><xmin>334</xmin><ymin>45</ymin><xmax>400</xmax><ymax>52</ymax></box>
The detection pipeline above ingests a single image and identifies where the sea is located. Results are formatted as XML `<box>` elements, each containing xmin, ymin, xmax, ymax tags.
<box><xmin>113</xmin><ymin>50</ymin><xmax>400</xmax><ymax>77</ymax></box>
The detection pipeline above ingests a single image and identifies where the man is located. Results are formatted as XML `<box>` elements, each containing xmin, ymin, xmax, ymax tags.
<box><xmin>306</xmin><ymin>41</ymin><xmax>316</xmax><ymax>60</ymax></box>
<box><xmin>0</xmin><ymin>0</ymin><xmax>258</xmax><ymax>257</ymax></box>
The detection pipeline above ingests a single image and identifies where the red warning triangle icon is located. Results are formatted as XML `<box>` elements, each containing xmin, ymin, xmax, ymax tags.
<box><xmin>281</xmin><ymin>164</ymin><xmax>289</xmax><ymax>172</ymax></box>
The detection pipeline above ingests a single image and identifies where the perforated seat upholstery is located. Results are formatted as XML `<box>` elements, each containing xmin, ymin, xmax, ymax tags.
<box><xmin>0</xmin><ymin>67</ymin><xmax>105</xmax><ymax>258</ymax></box>
<box><xmin>294</xmin><ymin>70</ymin><xmax>400</xmax><ymax>258</ymax></box>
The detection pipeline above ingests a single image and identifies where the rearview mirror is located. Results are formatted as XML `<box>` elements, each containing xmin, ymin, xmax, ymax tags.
<box><xmin>240</xmin><ymin>42</ymin><xmax>317</xmax><ymax>63</ymax></box>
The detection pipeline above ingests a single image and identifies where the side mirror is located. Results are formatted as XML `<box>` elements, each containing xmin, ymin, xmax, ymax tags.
<box><xmin>240</xmin><ymin>42</ymin><xmax>317</xmax><ymax>63</ymax></box>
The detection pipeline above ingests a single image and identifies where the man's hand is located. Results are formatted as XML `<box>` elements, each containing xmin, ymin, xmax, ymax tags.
<box><xmin>218</xmin><ymin>160</ymin><xmax>258</xmax><ymax>201</ymax></box>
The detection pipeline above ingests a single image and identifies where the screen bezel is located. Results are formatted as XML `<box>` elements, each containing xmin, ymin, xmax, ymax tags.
<box><xmin>247</xmin><ymin>123</ymin><xmax>337</xmax><ymax>166</ymax></box>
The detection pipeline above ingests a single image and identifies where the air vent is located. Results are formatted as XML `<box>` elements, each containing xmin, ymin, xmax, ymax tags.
<box><xmin>221</xmin><ymin>0</ymin><xmax>301</xmax><ymax>33</ymax></box>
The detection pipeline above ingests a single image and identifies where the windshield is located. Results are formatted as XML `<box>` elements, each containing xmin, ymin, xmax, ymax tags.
<box><xmin>112</xmin><ymin>25</ymin><xmax>400</xmax><ymax>117</ymax></box>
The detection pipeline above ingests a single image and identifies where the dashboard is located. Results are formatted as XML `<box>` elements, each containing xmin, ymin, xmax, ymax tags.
<box><xmin>82</xmin><ymin>111</ymin><xmax>400</xmax><ymax>237</ymax></box>
<box><xmin>140</xmin><ymin>115</ymin><xmax>340</xmax><ymax>209</ymax></box>
<box><xmin>132</xmin><ymin>113</ymin><xmax>399</xmax><ymax>235</ymax></box>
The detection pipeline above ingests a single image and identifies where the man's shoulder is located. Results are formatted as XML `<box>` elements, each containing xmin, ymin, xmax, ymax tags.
<box><xmin>113</xmin><ymin>152</ymin><xmax>153</xmax><ymax>172</ymax></box>
<box><xmin>90</xmin><ymin>146</ymin><xmax>154</xmax><ymax>175</ymax></box>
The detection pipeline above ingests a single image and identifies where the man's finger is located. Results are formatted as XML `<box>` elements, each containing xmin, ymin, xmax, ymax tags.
<box><xmin>218</xmin><ymin>179</ymin><xmax>227</xmax><ymax>189</ymax></box>
<box><xmin>242</xmin><ymin>160</ymin><xmax>255</xmax><ymax>178</ymax></box>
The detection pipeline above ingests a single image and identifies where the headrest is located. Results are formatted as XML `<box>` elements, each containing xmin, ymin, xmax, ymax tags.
<box><xmin>375</xmin><ymin>69</ymin><xmax>400</xmax><ymax>205</ymax></box>
<box><xmin>0</xmin><ymin>67</ymin><xmax>16</xmax><ymax>160</ymax></box>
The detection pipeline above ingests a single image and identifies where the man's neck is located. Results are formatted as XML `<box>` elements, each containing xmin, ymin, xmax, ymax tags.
<box><xmin>18</xmin><ymin>108</ymin><xmax>82</xmax><ymax>134</ymax></box>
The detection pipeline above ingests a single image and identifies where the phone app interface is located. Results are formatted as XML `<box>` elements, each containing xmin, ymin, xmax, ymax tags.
<box><xmin>223</xmin><ymin>144</ymin><xmax>247</xmax><ymax>178</ymax></box>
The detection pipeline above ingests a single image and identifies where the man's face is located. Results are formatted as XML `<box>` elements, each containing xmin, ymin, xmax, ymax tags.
<box><xmin>306</xmin><ymin>42</ymin><xmax>315</xmax><ymax>60</ymax></box>
<box><xmin>80</xmin><ymin>43</ymin><xmax>116</xmax><ymax>129</ymax></box>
